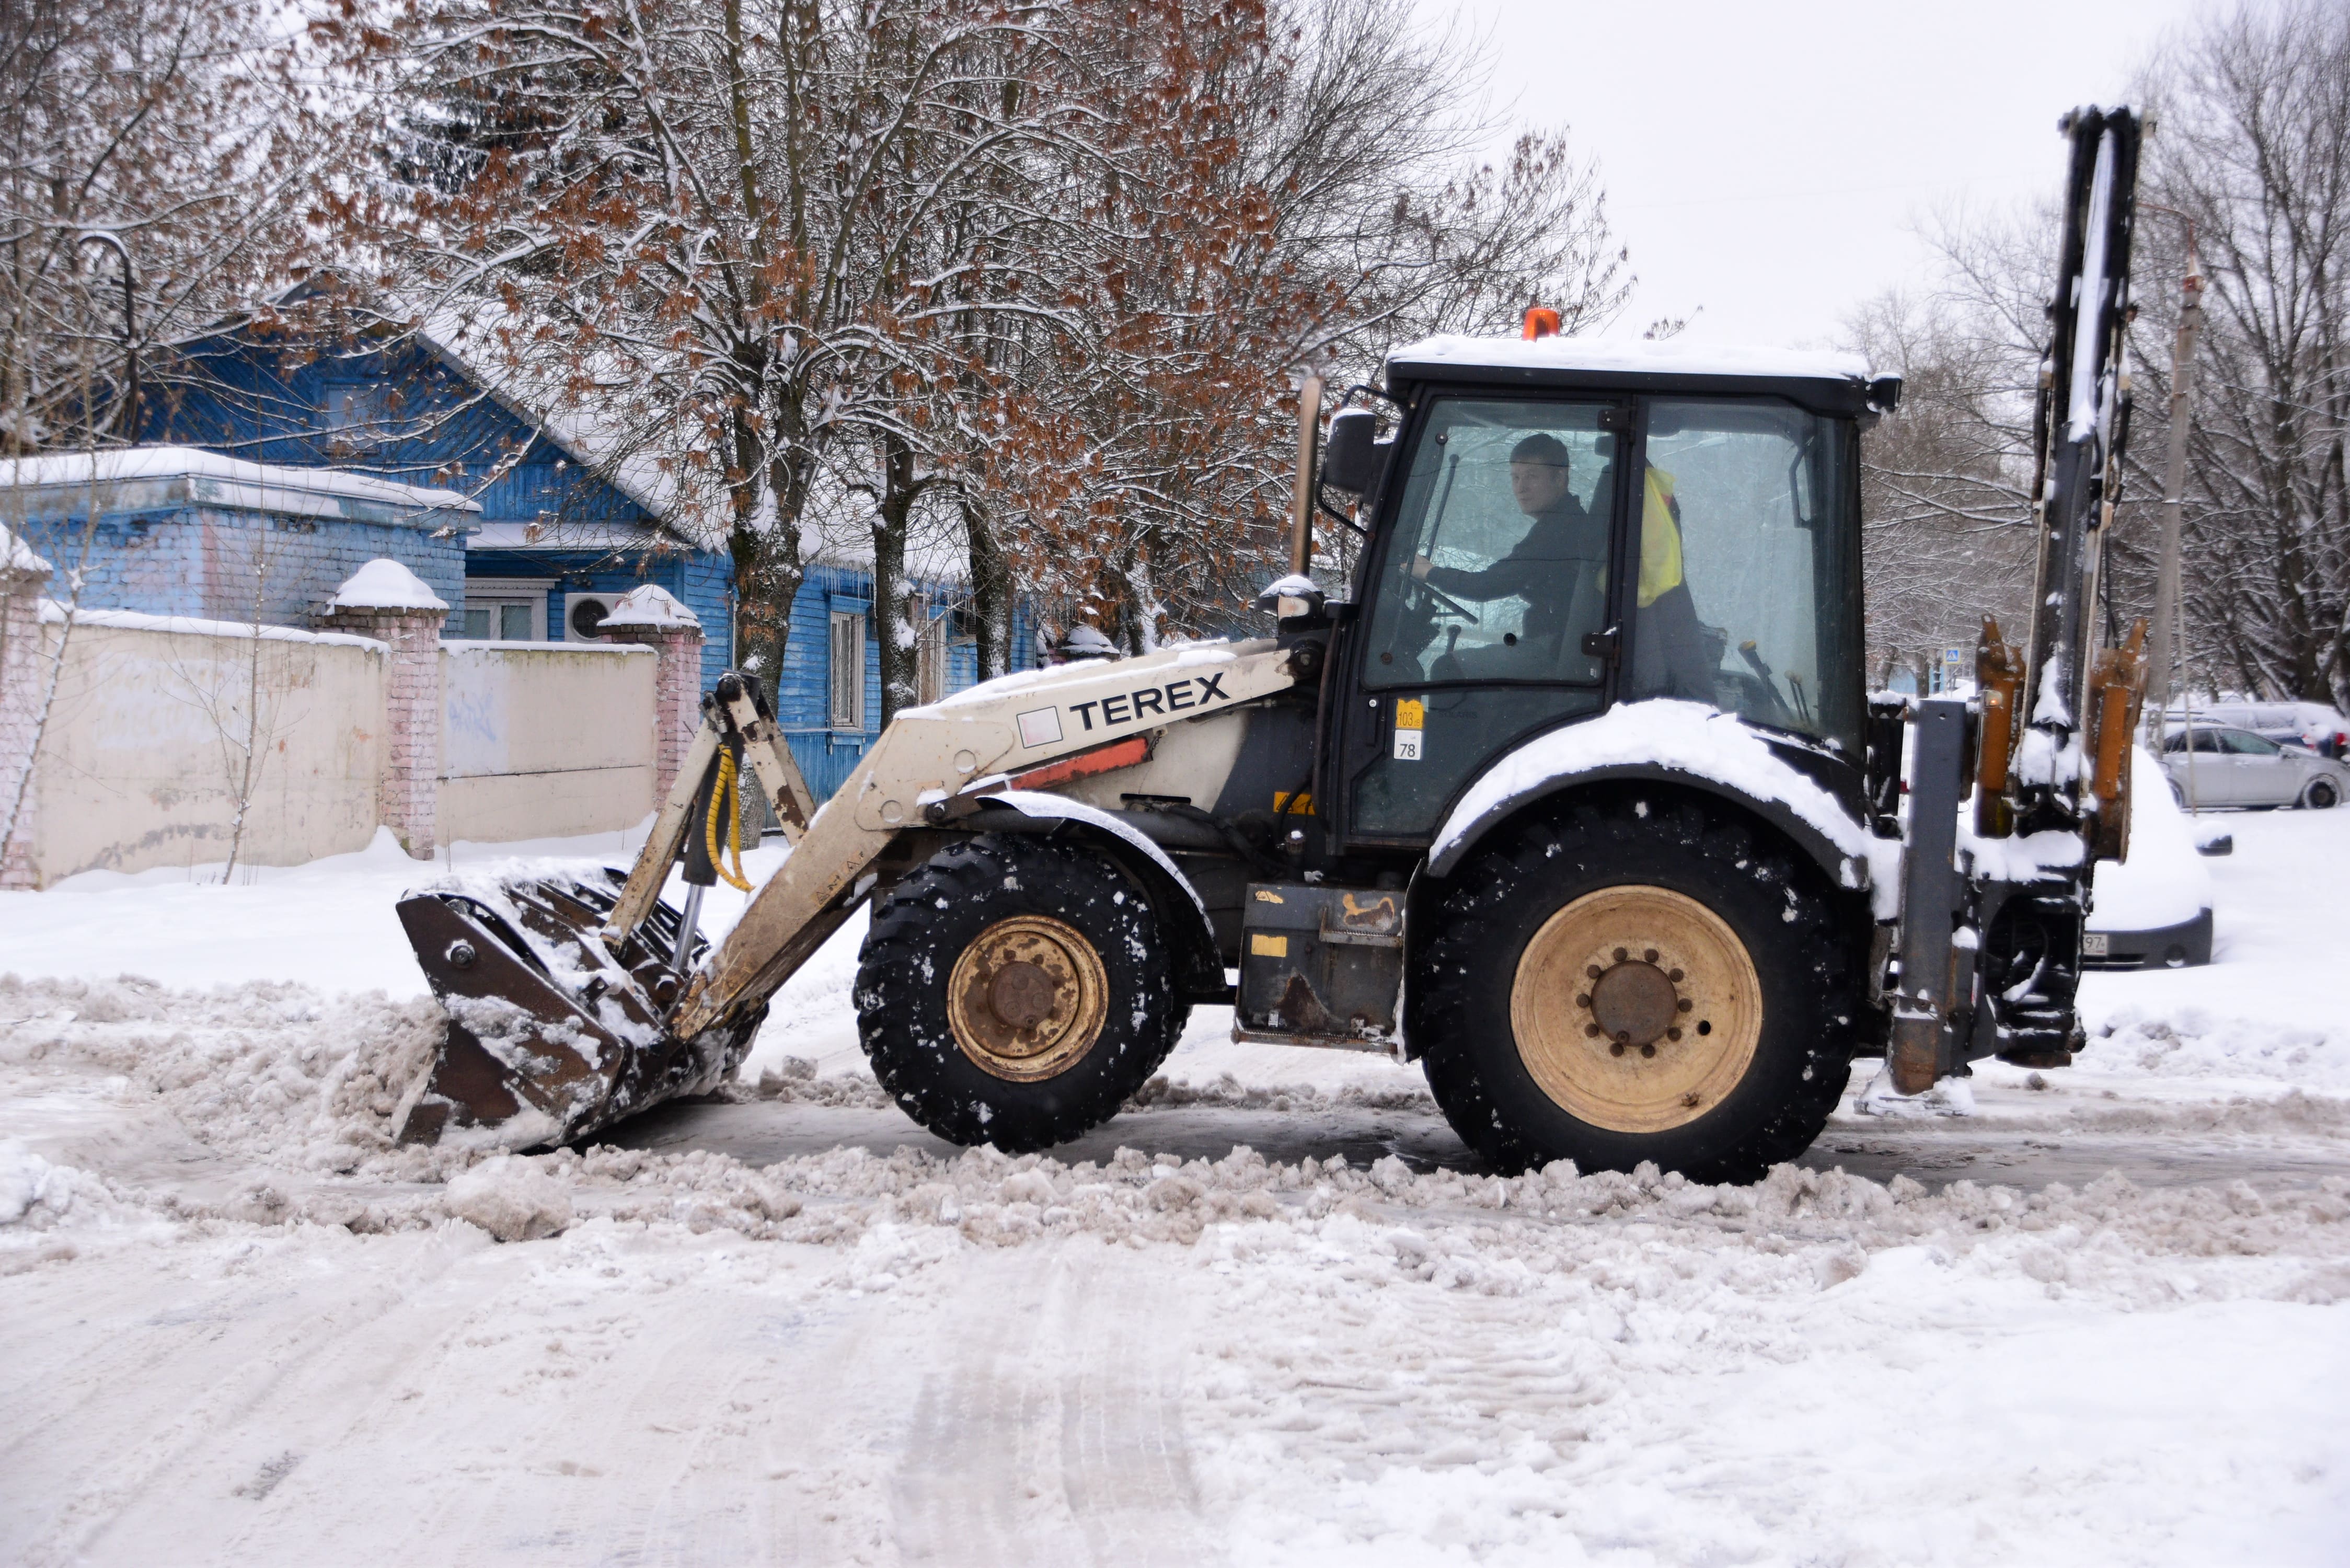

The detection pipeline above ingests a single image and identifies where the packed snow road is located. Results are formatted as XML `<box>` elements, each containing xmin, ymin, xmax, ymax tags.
<box><xmin>3</xmin><ymin>814</ymin><xmax>2349</xmax><ymax>1564</ymax></box>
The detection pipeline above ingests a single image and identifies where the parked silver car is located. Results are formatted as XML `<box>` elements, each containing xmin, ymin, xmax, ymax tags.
<box><xmin>2160</xmin><ymin>723</ymin><xmax>2350</xmax><ymax>809</ymax></box>
<box><xmin>2163</xmin><ymin>700</ymin><xmax>2349</xmax><ymax>758</ymax></box>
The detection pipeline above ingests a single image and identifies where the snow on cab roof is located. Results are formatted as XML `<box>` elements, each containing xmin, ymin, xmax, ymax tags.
<box><xmin>1387</xmin><ymin>333</ymin><xmax>1874</xmax><ymax>385</ymax></box>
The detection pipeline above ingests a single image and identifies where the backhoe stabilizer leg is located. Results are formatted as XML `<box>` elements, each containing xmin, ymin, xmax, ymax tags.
<box><xmin>1890</xmin><ymin>699</ymin><xmax>1971</xmax><ymax>1096</ymax></box>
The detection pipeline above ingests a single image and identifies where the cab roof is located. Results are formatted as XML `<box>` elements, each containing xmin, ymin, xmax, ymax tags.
<box><xmin>1384</xmin><ymin>333</ymin><xmax>1896</xmax><ymax>417</ymax></box>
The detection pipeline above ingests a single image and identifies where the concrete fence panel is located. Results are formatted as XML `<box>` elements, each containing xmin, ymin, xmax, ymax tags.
<box><xmin>29</xmin><ymin>608</ymin><xmax>387</xmax><ymax>882</ymax></box>
<box><xmin>437</xmin><ymin>641</ymin><xmax>654</xmax><ymax>843</ymax></box>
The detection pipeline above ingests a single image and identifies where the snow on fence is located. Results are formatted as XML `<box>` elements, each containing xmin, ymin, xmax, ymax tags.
<box><xmin>0</xmin><ymin>554</ymin><xmax>674</xmax><ymax>887</ymax></box>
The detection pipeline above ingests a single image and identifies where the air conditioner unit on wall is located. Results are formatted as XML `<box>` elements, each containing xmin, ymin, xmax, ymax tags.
<box><xmin>563</xmin><ymin>591</ymin><xmax>618</xmax><ymax>643</ymax></box>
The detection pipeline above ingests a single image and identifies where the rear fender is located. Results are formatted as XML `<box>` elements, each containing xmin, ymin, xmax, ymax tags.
<box><xmin>1427</xmin><ymin>762</ymin><xmax>1879</xmax><ymax>905</ymax></box>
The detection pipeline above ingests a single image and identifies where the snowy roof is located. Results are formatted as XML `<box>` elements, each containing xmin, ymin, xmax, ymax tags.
<box><xmin>2</xmin><ymin>520</ymin><xmax>48</xmax><ymax>575</ymax></box>
<box><xmin>0</xmin><ymin>446</ymin><xmax>480</xmax><ymax>524</ymax></box>
<box><xmin>1387</xmin><ymin>334</ymin><xmax>1876</xmax><ymax>386</ymax></box>
<box><xmin>330</xmin><ymin>557</ymin><xmax>450</xmax><ymax>612</ymax></box>
<box><xmin>466</xmin><ymin>521</ymin><xmax>666</xmax><ymax>552</ymax></box>
<box><xmin>413</xmin><ymin>303</ymin><xmax>719</xmax><ymax>548</ymax></box>
<box><xmin>597</xmin><ymin>583</ymin><xmax>699</xmax><ymax>630</ymax></box>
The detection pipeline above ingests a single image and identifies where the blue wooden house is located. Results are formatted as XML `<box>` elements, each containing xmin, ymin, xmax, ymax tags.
<box><xmin>782</xmin><ymin>558</ymin><xmax>1041</xmax><ymax>801</ymax></box>
<box><xmin>107</xmin><ymin>307</ymin><xmax>1037</xmax><ymax>803</ymax></box>
<box><xmin>141</xmin><ymin>320</ymin><xmax>739</xmax><ymax>691</ymax></box>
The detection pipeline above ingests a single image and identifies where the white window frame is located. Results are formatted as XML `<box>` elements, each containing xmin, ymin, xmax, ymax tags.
<box><xmin>915</xmin><ymin>607</ymin><xmax>950</xmax><ymax>706</ymax></box>
<box><xmin>458</xmin><ymin>577</ymin><xmax>551</xmax><ymax>642</ymax></box>
<box><xmin>830</xmin><ymin>609</ymin><xmax>867</xmax><ymax>730</ymax></box>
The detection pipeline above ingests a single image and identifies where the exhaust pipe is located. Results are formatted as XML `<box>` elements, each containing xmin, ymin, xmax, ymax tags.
<box><xmin>1287</xmin><ymin>374</ymin><xmax>1324</xmax><ymax>578</ymax></box>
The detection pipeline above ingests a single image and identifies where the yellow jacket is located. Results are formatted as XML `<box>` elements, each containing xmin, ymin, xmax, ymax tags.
<box><xmin>1638</xmin><ymin>466</ymin><xmax>1685</xmax><ymax>607</ymax></box>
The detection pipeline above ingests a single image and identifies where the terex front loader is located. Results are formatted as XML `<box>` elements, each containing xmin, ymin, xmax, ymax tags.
<box><xmin>394</xmin><ymin>108</ymin><xmax>2150</xmax><ymax>1183</ymax></box>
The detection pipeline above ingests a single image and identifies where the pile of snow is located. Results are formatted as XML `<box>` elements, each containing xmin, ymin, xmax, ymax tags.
<box><xmin>443</xmin><ymin>1155</ymin><xmax>574</xmax><ymax>1242</ymax></box>
<box><xmin>595</xmin><ymin>583</ymin><xmax>698</xmax><ymax>630</ymax></box>
<box><xmin>0</xmin><ymin>975</ymin><xmax>450</xmax><ymax>1179</ymax></box>
<box><xmin>2081</xmin><ymin>1008</ymin><xmax>2350</xmax><ymax>1090</ymax></box>
<box><xmin>327</xmin><ymin>557</ymin><xmax>447</xmax><ymax>612</ymax></box>
<box><xmin>2088</xmin><ymin>747</ymin><xmax>2214</xmax><ymax>931</ymax></box>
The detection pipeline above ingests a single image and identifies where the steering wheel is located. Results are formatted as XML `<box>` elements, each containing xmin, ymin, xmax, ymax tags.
<box><xmin>1403</xmin><ymin>566</ymin><xmax>1480</xmax><ymax>624</ymax></box>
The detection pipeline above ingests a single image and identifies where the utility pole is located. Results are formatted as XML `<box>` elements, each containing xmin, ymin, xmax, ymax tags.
<box><xmin>2144</xmin><ymin>212</ymin><xmax>2201</xmax><ymax>734</ymax></box>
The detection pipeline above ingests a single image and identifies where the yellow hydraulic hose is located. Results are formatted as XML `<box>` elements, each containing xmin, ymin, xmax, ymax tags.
<box><xmin>705</xmin><ymin>749</ymin><xmax>754</xmax><ymax>892</ymax></box>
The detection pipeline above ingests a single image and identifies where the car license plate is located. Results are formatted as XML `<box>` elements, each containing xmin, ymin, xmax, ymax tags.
<box><xmin>2081</xmin><ymin>932</ymin><xmax>2110</xmax><ymax>958</ymax></box>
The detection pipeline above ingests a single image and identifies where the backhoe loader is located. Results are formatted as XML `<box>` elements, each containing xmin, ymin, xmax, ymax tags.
<box><xmin>393</xmin><ymin>107</ymin><xmax>2151</xmax><ymax>1182</ymax></box>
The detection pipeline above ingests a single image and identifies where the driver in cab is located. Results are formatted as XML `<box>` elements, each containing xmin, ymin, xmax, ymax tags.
<box><xmin>1410</xmin><ymin>433</ymin><xmax>1604</xmax><ymax>609</ymax></box>
<box><xmin>1407</xmin><ymin>430</ymin><xmax>1714</xmax><ymax>696</ymax></box>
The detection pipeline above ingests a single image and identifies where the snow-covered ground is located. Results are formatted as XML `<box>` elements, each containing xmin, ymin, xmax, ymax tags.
<box><xmin>4</xmin><ymin>813</ymin><xmax>2348</xmax><ymax>1564</ymax></box>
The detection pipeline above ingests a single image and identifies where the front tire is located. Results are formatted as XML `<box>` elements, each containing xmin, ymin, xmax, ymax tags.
<box><xmin>856</xmin><ymin>834</ymin><xmax>1187</xmax><ymax>1152</ymax></box>
<box><xmin>1411</xmin><ymin>790</ymin><xmax>1864</xmax><ymax>1183</ymax></box>
<box><xmin>2302</xmin><ymin>776</ymin><xmax>2339</xmax><ymax>810</ymax></box>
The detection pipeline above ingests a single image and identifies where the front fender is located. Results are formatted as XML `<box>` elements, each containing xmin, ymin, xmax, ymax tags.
<box><xmin>964</xmin><ymin>790</ymin><xmax>1229</xmax><ymax>1004</ymax></box>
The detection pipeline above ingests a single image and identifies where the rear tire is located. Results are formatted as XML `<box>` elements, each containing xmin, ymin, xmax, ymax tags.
<box><xmin>856</xmin><ymin>834</ymin><xmax>1186</xmax><ymax>1152</ymax></box>
<box><xmin>2302</xmin><ymin>777</ymin><xmax>2339</xmax><ymax>810</ymax></box>
<box><xmin>1411</xmin><ymin>790</ymin><xmax>1864</xmax><ymax>1183</ymax></box>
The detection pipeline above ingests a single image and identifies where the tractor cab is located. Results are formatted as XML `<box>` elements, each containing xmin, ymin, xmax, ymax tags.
<box><xmin>1303</xmin><ymin>331</ymin><xmax>1899</xmax><ymax>851</ymax></box>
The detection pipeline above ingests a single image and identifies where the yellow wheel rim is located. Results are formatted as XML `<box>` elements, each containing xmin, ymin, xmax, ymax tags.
<box><xmin>1508</xmin><ymin>885</ymin><xmax>1762</xmax><ymax>1134</ymax></box>
<box><xmin>946</xmin><ymin>915</ymin><xmax>1110</xmax><ymax>1083</ymax></box>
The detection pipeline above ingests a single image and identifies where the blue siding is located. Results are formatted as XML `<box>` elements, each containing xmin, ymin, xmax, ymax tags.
<box><xmin>467</xmin><ymin>546</ymin><xmax>735</xmax><ymax>688</ymax></box>
<box><xmin>124</xmin><ymin>322</ymin><xmax>1042</xmax><ymax>805</ymax></box>
<box><xmin>139</xmin><ymin>330</ymin><xmax>736</xmax><ymax>645</ymax></box>
<box><xmin>778</xmin><ymin>563</ymin><xmax>1038</xmax><ymax>803</ymax></box>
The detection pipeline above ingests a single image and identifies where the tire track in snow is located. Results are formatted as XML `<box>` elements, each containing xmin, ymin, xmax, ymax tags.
<box><xmin>890</xmin><ymin>1243</ymin><xmax>1214</xmax><ymax>1566</ymax></box>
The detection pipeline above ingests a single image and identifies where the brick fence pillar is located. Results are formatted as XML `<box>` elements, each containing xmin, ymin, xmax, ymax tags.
<box><xmin>598</xmin><ymin>585</ymin><xmax>705</xmax><ymax>809</ymax></box>
<box><xmin>323</xmin><ymin>559</ymin><xmax>448</xmax><ymax>860</ymax></box>
<box><xmin>0</xmin><ymin>525</ymin><xmax>53</xmax><ymax>890</ymax></box>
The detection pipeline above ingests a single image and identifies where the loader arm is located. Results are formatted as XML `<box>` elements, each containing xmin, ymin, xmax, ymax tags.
<box><xmin>1886</xmin><ymin>105</ymin><xmax>2151</xmax><ymax>1095</ymax></box>
<box><xmin>673</xmin><ymin>642</ymin><xmax>1302</xmax><ymax>1041</ymax></box>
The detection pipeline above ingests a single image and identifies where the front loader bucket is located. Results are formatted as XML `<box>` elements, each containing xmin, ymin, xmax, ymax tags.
<box><xmin>392</xmin><ymin>870</ymin><xmax>763</xmax><ymax>1148</ymax></box>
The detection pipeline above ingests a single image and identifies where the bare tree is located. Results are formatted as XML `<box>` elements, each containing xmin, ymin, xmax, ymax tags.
<box><xmin>165</xmin><ymin>523</ymin><xmax>303</xmax><ymax>882</ymax></box>
<box><xmin>1844</xmin><ymin>286</ymin><xmax>2038</xmax><ymax>686</ymax></box>
<box><xmin>2128</xmin><ymin>1</ymin><xmax>2350</xmax><ymax>706</ymax></box>
<box><xmin>0</xmin><ymin>0</ymin><xmax>330</xmax><ymax>453</ymax></box>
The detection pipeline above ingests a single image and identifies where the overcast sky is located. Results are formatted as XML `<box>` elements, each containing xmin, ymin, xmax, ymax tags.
<box><xmin>1415</xmin><ymin>0</ymin><xmax>2221</xmax><ymax>347</ymax></box>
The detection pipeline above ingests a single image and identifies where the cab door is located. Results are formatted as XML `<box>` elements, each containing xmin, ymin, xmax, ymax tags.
<box><xmin>1332</xmin><ymin>395</ymin><xmax>1629</xmax><ymax>848</ymax></box>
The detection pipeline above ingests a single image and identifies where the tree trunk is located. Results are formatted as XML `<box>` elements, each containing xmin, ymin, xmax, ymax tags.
<box><xmin>873</xmin><ymin>433</ymin><xmax>920</xmax><ymax>726</ymax></box>
<box><xmin>964</xmin><ymin>494</ymin><xmax>1012</xmax><ymax>682</ymax></box>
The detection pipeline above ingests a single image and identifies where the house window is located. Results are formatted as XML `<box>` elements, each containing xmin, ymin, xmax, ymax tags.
<box><xmin>454</xmin><ymin>579</ymin><xmax>551</xmax><ymax>641</ymax></box>
<box><xmin>830</xmin><ymin>610</ymin><xmax>866</xmax><ymax>729</ymax></box>
<box><xmin>916</xmin><ymin>609</ymin><xmax>949</xmax><ymax>706</ymax></box>
<box><xmin>320</xmin><ymin>382</ymin><xmax>394</xmax><ymax>451</ymax></box>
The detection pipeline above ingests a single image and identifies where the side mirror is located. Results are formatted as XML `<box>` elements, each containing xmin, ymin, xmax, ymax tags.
<box><xmin>1254</xmin><ymin>574</ymin><xmax>1324</xmax><ymax>620</ymax></box>
<box><xmin>1320</xmin><ymin>407</ymin><xmax>1389</xmax><ymax>497</ymax></box>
